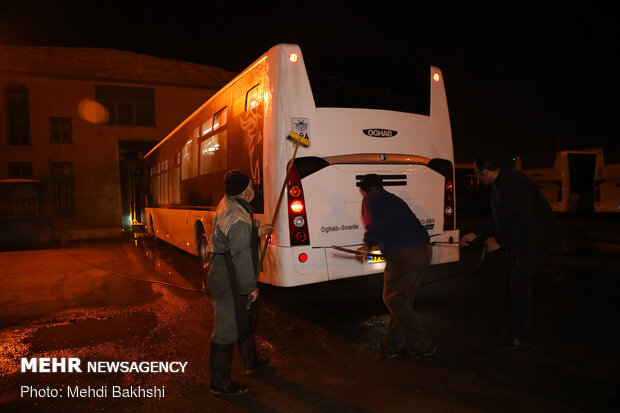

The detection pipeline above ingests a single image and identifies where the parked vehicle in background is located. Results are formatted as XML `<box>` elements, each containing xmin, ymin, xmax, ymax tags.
<box><xmin>595</xmin><ymin>148</ymin><xmax>620</xmax><ymax>212</ymax></box>
<box><xmin>516</xmin><ymin>149</ymin><xmax>603</xmax><ymax>213</ymax></box>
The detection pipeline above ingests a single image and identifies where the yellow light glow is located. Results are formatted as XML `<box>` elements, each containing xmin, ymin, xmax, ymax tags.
<box><xmin>290</xmin><ymin>200</ymin><xmax>304</xmax><ymax>213</ymax></box>
<box><xmin>289</xmin><ymin>185</ymin><xmax>302</xmax><ymax>197</ymax></box>
<box><xmin>78</xmin><ymin>99</ymin><xmax>109</xmax><ymax>124</ymax></box>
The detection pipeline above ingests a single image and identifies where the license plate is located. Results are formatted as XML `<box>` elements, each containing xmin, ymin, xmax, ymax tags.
<box><xmin>367</xmin><ymin>254</ymin><xmax>385</xmax><ymax>264</ymax></box>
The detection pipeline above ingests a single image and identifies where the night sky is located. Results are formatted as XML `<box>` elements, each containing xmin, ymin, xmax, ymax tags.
<box><xmin>1</xmin><ymin>3</ymin><xmax>618</xmax><ymax>163</ymax></box>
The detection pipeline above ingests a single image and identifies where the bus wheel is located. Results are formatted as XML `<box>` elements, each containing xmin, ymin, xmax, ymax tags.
<box><xmin>198</xmin><ymin>231</ymin><xmax>211</xmax><ymax>271</ymax></box>
<box><xmin>148</xmin><ymin>215</ymin><xmax>157</xmax><ymax>246</ymax></box>
<box><xmin>198</xmin><ymin>231</ymin><xmax>211</xmax><ymax>292</ymax></box>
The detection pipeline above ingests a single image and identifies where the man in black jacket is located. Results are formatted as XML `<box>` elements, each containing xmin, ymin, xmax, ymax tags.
<box><xmin>460</xmin><ymin>153</ymin><xmax>556</xmax><ymax>350</ymax></box>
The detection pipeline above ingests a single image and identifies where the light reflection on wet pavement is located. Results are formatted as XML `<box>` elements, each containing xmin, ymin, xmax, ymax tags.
<box><xmin>0</xmin><ymin>213</ymin><xmax>619</xmax><ymax>412</ymax></box>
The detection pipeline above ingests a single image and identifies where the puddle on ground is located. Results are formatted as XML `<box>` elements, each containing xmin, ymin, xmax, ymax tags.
<box><xmin>23</xmin><ymin>311</ymin><xmax>158</xmax><ymax>353</ymax></box>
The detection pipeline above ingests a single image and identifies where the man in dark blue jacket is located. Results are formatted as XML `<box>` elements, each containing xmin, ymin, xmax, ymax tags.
<box><xmin>460</xmin><ymin>153</ymin><xmax>556</xmax><ymax>350</ymax></box>
<box><xmin>356</xmin><ymin>174</ymin><xmax>435</xmax><ymax>359</ymax></box>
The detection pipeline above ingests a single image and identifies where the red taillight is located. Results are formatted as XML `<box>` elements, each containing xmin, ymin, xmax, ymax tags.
<box><xmin>290</xmin><ymin>200</ymin><xmax>304</xmax><ymax>213</ymax></box>
<box><xmin>426</xmin><ymin>159</ymin><xmax>455</xmax><ymax>231</ymax></box>
<box><xmin>426</xmin><ymin>158</ymin><xmax>456</xmax><ymax>231</ymax></box>
<box><xmin>444</xmin><ymin>173</ymin><xmax>455</xmax><ymax>231</ymax></box>
<box><xmin>298</xmin><ymin>253</ymin><xmax>308</xmax><ymax>263</ymax></box>
<box><xmin>289</xmin><ymin>53</ymin><xmax>299</xmax><ymax>63</ymax></box>
<box><xmin>287</xmin><ymin>163</ymin><xmax>310</xmax><ymax>246</ymax></box>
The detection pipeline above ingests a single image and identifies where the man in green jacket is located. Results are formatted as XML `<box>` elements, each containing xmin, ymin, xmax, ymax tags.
<box><xmin>207</xmin><ymin>170</ymin><xmax>271</xmax><ymax>395</ymax></box>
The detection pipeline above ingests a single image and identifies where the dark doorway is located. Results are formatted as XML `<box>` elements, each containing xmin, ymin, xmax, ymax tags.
<box><xmin>119</xmin><ymin>141</ymin><xmax>157</xmax><ymax>230</ymax></box>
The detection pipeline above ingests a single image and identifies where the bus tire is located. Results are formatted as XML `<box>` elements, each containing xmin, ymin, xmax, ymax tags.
<box><xmin>148</xmin><ymin>215</ymin><xmax>158</xmax><ymax>246</ymax></box>
<box><xmin>148</xmin><ymin>215</ymin><xmax>155</xmax><ymax>236</ymax></box>
<box><xmin>198</xmin><ymin>230</ymin><xmax>210</xmax><ymax>271</ymax></box>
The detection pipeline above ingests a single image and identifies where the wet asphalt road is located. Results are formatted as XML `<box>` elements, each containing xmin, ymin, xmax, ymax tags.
<box><xmin>0</xmin><ymin>213</ymin><xmax>619</xmax><ymax>412</ymax></box>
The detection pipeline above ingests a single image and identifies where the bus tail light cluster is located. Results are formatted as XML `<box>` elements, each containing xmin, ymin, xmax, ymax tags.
<box><xmin>286</xmin><ymin>164</ymin><xmax>310</xmax><ymax>246</ymax></box>
<box><xmin>553</xmin><ymin>180</ymin><xmax>563</xmax><ymax>203</ymax></box>
<box><xmin>594</xmin><ymin>179</ymin><xmax>604</xmax><ymax>203</ymax></box>
<box><xmin>444</xmin><ymin>175</ymin><xmax>455</xmax><ymax>230</ymax></box>
<box><xmin>427</xmin><ymin>158</ymin><xmax>455</xmax><ymax>231</ymax></box>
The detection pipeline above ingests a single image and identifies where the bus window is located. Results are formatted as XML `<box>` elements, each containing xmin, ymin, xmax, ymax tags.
<box><xmin>199</xmin><ymin>132</ymin><xmax>227</xmax><ymax>175</ymax></box>
<box><xmin>246</xmin><ymin>84</ymin><xmax>261</xmax><ymax>111</ymax></box>
<box><xmin>170</xmin><ymin>166</ymin><xmax>180</xmax><ymax>204</ymax></box>
<box><xmin>182</xmin><ymin>137</ymin><xmax>198</xmax><ymax>180</ymax></box>
<box><xmin>201</xmin><ymin>118</ymin><xmax>213</xmax><ymax>136</ymax></box>
<box><xmin>213</xmin><ymin>107</ymin><xmax>227</xmax><ymax>130</ymax></box>
<box><xmin>304</xmin><ymin>53</ymin><xmax>430</xmax><ymax>115</ymax></box>
<box><xmin>152</xmin><ymin>173</ymin><xmax>160</xmax><ymax>204</ymax></box>
<box><xmin>161</xmin><ymin>169</ymin><xmax>168</xmax><ymax>205</ymax></box>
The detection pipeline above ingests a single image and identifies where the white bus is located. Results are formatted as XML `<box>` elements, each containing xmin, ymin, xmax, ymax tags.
<box><xmin>595</xmin><ymin>150</ymin><xmax>620</xmax><ymax>212</ymax></box>
<box><xmin>144</xmin><ymin>43</ymin><xmax>459</xmax><ymax>287</ymax></box>
<box><xmin>515</xmin><ymin>149</ymin><xmax>603</xmax><ymax>213</ymax></box>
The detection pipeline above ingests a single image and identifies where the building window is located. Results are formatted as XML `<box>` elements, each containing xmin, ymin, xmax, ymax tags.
<box><xmin>94</xmin><ymin>85</ymin><xmax>155</xmax><ymax>126</ymax></box>
<box><xmin>8</xmin><ymin>162</ymin><xmax>33</xmax><ymax>179</ymax></box>
<box><xmin>50</xmin><ymin>162</ymin><xmax>75</xmax><ymax>216</ymax></box>
<box><xmin>50</xmin><ymin>117</ymin><xmax>73</xmax><ymax>143</ymax></box>
<box><xmin>6</xmin><ymin>82</ymin><xmax>31</xmax><ymax>145</ymax></box>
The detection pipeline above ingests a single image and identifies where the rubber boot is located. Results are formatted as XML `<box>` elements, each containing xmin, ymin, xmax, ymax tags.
<box><xmin>209</xmin><ymin>342</ymin><xmax>249</xmax><ymax>395</ymax></box>
<box><xmin>238</xmin><ymin>333</ymin><xmax>269</xmax><ymax>375</ymax></box>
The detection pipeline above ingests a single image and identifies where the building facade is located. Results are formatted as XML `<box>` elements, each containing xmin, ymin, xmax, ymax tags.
<box><xmin>0</xmin><ymin>46</ymin><xmax>235</xmax><ymax>245</ymax></box>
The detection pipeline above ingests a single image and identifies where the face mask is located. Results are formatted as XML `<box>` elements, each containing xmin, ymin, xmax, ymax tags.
<box><xmin>244</xmin><ymin>183</ymin><xmax>255</xmax><ymax>203</ymax></box>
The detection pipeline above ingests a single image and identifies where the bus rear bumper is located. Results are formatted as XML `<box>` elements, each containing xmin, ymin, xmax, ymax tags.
<box><xmin>430</xmin><ymin>230</ymin><xmax>460</xmax><ymax>265</ymax></box>
<box><xmin>261</xmin><ymin>245</ymin><xmax>384</xmax><ymax>287</ymax></box>
<box><xmin>594</xmin><ymin>202</ymin><xmax>620</xmax><ymax>212</ymax></box>
<box><xmin>263</xmin><ymin>231</ymin><xmax>459</xmax><ymax>287</ymax></box>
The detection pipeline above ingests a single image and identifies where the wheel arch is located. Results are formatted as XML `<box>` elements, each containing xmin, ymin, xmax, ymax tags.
<box><xmin>194</xmin><ymin>219</ymin><xmax>208</xmax><ymax>255</ymax></box>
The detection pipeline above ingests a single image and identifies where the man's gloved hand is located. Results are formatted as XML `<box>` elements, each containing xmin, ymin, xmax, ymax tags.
<box><xmin>356</xmin><ymin>244</ymin><xmax>371</xmax><ymax>262</ymax></box>
<box><xmin>259</xmin><ymin>225</ymin><xmax>274</xmax><ymax>236</ymax></box>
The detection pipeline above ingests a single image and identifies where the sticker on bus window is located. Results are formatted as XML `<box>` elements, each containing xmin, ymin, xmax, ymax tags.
<box><xmin>291</xmin><ymin>118</ymin><xmax>310</xmax><ymax>141</ymax></box>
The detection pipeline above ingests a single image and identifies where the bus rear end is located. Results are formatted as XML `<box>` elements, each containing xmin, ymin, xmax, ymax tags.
<box><xmin>261</xmin><ymin>44</ymin><xmax>458</xmax><ymax>287</ymax></box>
